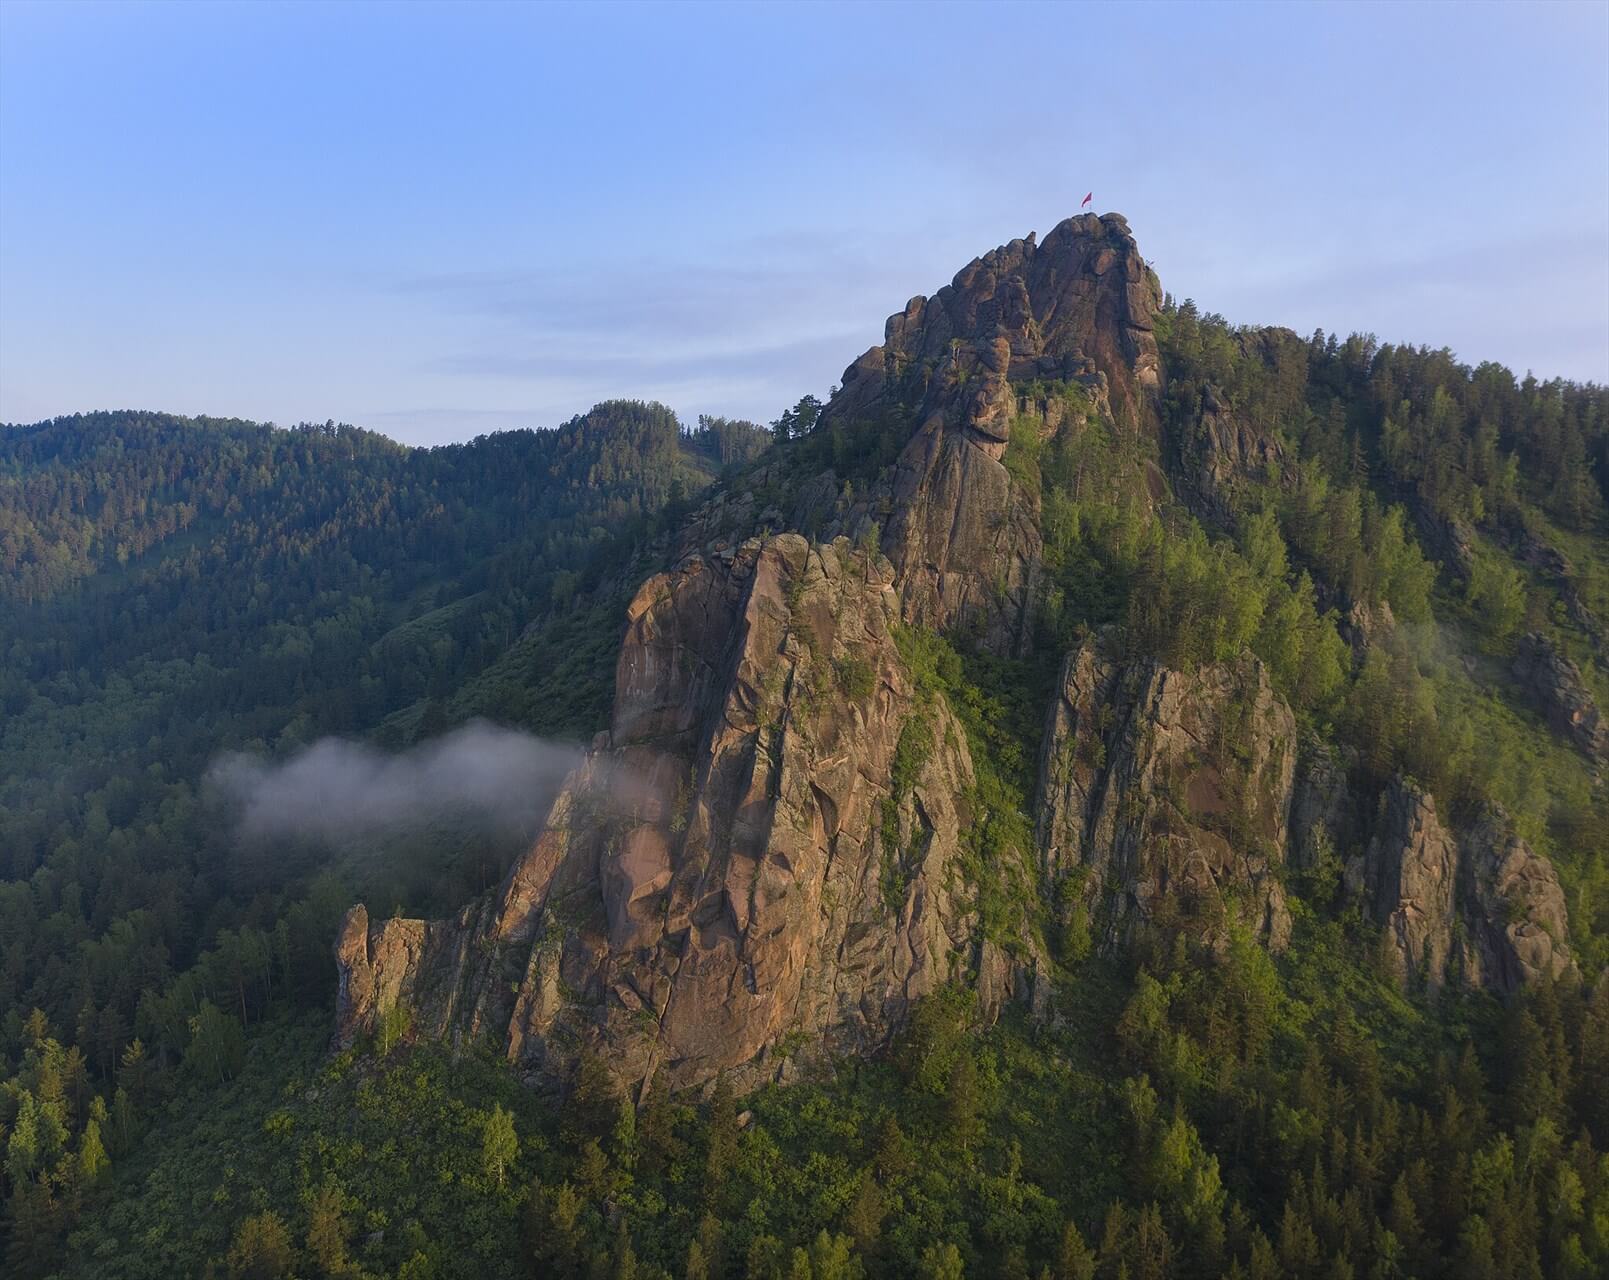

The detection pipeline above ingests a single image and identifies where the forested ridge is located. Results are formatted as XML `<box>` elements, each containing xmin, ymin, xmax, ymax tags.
<box><xmin>4</xmin><ymin>269</ymin><xmax>1609</xmax><ymax>1280</ymax></box>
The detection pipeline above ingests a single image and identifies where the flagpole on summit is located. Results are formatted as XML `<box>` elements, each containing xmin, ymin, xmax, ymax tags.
<box><xmin>1081</xmin><ymin>191</ymin><xmax>1093</xmax><ymax>210</ymax></box>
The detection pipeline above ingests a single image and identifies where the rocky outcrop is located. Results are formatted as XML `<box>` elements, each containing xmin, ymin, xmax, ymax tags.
<box><xmin>1035</xmin><ymin>639</ymin><xmax>1296</xmax><ymax>953</ymax></box>
<box><xmin>1289</xmin><ymin>740</ymin><xmax>1357</xmax><ymax>875</ymax></box>
<box><xmin>823</xmin><ymin>213</ymin><xmax>1163</xmax><ymax>651</ymax></box>
<box><xmin>336</xmin><ymin>534</ymin><xmax>1043</xmax><ymax>1092</ymax></box>
<box><xmin>1172</xmin><ymin>383</ymin><xmax>1286</xmax><ymax>526</ymax></box>
<box><xmin>1458</xmin><ymin>811</ymin><xmax>1576</xmax><ymax>990</ymax></box>
<box><xmin>1343</xmin><ymin>780</ymin><xmax>1575</xmax><ymax>992</ymax></box>
<box><xmin>1413</xmin><ymin>502</ymin><xmax>1477</xmax><ymax>581</ymax></box>
<box><xmin>1512</xmin><ymin>632</ymin><xmax>1608</xmax><ymax>761</ymax></box>
<box><xmin>1346</xmin><ymin>784</ymin><xmax>1460</xmax><ymax>985</ymax></box>
<box><xmin>335</xmin><ymin>210</ymin><xmax>1582</xmax><ymax>1099</ymax></box>
<box><xmin>830</xmin><ymin>212</ymin><xmax>1161</xmax><ymax>445</ymax></box>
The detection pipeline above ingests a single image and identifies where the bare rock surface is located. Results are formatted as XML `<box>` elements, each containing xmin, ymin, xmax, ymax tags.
<box><xmin>1343</xmin><ymin>780</ymin><xmax>1576</xmax><ymax>992</ymax></box>
<box><xmin>1034</xmin><ymin>638</ymin><xmax>1296</xmax><ymax>953</ymax></box>
<box><xmin>1512</xmin><ymin>631</ymin><xmax>1608</xmax><ymax>761</ymax></box>
<box><xmin>337</xmin><ymin>535</ymin><xmax>1041</xmax><ymax>1092</ymax></box>
<box><xmin>828</xmin><ymin>213</ymin><xmax>1162</xmax><ymax>651</ymax></box>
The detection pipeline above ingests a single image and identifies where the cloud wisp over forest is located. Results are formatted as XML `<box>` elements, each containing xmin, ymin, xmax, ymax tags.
<box><xmin>208</xmin><ymin>722</ymin><xmax>583</xmax><ymax>848</ymax></box>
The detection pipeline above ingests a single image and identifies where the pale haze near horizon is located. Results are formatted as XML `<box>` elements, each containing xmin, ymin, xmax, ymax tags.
<box><xmin>1</xmin><ymin>0</ymin><xmax>1605</xmax><ymax>446</ymax></box>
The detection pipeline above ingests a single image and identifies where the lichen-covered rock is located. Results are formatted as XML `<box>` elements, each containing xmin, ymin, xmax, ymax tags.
<box><xmin>1034</xmin><ymin>639</ymin><xmax>1296</xmax><ymax>953</ymax></box>
<box><xmin>1343</xmin><ymin>780</ymin><xmax>1576</xmax><ymax>993</ymax></box>
<box><xmin>336</xmin><ymin>535</ymin><xmax>1043</xmax><ymax>1093</ymax></box>
<box><xmin>1512</xmin><ymin>632</ymin><xmax>1608</xmax><ymax>762</ymax></box>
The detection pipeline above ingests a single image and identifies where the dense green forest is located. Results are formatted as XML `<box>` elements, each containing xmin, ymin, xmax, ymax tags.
<box><xmin>3</xmin><ymin>296</ymin><xmax>1609</xmax><ymax>1280</ymax></box>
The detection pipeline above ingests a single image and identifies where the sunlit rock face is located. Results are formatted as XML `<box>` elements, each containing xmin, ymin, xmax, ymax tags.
<box><xmin>334</xmin><ymin>212</ymin><xmax>1577</xmax><ymax>1095</ymax></box>
<box><xmin>338</xmin><ymin>535</ymin><xmax>1045</xmax><ymax>1092</ymax></box>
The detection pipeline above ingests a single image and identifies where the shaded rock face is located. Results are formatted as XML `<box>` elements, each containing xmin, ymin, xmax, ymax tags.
<box><xmin>823</xmin><ymin>213</ymin><xmax>1162</xmax><ymax>652</ymax></box>
<box><xmin>1343</xmin><ymin>781</ymin><xmax>1576</xmax><ymax>992</ymax></box>
<box><xmin>1413</xmin><ymin>502</ymin><xmax>1477</xmax><ymax>581</ymax></box>
<box><xmin>1163</xmin><ymin>326</ymin><xmax>1307</xmax><ymax>530</ymax></box>
<box><xmin>1512</xmin><ymin>632</ymin><xmax>1608</xmax><ymax>762</ymax></box>
<box><xmin>1289</xmin><ymin>741</ymin><xmax>1357</xmax><ymax>874</ymax></box>
<box><xmin>336</xmin><ymin>534</ymin><xmax>1039</xmax><ymax>1092</ymax></box>
<box><xmin>1034</xmin><ymin>639</ymin><xmax>1296</xmax><ymax>953</ymax></box>
<box><xmin>1347</xmin><ymin>784</ymin><xmax>1460</xmax><ymax>985</ymax></box>
<box><xmin>1172</xmin><ymin>383</ymin><xmax>1286</xmax><ymax>527</ymax></box>
<box><xmin>1458</xmin><ymin>812</ymin><xmax>1576</xmax><ymax>991</ymax></box>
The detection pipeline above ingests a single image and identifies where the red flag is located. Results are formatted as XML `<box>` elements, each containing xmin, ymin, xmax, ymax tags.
<box><xmin>1081</xmin><ymin>192</ymin><xmax>1093</xmax><ymax>208</ymax></box>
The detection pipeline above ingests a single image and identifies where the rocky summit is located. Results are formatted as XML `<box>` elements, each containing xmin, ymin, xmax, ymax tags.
<box><xmin>333</xmin><ymin>212</ymin><xmax>1585</xmax><ymax>1097</ymax></box>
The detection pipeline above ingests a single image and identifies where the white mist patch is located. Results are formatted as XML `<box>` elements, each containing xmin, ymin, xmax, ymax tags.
<box><xmin>209</xmin><ymin>721</ymin><xmax>583</xmax><ymax>844</ymax></box>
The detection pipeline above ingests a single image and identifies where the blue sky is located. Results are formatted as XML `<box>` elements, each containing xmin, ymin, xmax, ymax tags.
<box><xmin>2</xmin><ymin>0</ymin><xmax>1605</xmax><ymax>445</ymax></box>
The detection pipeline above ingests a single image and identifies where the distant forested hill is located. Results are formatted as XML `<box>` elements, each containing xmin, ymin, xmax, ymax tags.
<box><xmin>0</xmin><ymin>401</ymin><xmax>767</xmax><ymax>1139</ymax></box>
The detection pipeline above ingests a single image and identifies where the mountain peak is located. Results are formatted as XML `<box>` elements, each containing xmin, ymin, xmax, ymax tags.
<box><xmin>827</xmin><ymin>211</ymin><xmax>1161</xmax><ymax>452</ymax></box>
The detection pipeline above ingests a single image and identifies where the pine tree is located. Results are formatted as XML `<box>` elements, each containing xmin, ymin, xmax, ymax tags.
<box><xmin>305</xmin><ymin>1182</ymin><xmax>350</xmax><ymax>1277</ymax></box>
<box><xmin>694</xmin><ymin>1213</ymin><xmax>725</xmax><ymax>1279</ymax></box>
<box><xmin>746</xmin><ymin>1233</ymin><xmax>785</xmax><ymax>1280</ymax></box>
<box><xmin>944</xmin><ymin>1053</ymin><xmax>982</xmax><ymax>1152</ymax></box>
<box><xmin>807</xmin><ymin>1230</ymin><xmax>857</xmax><ymax>1280</ymax></box>
<box><xmin>4</xmin><ymin>1175</ymin><xmax>63</xmax><ymax>1279</ymax></box>
<box><xmin>638</xmin><ymin>1071</ymin><xmax>686</xmax><ymax>1173</ymax></box>
<box><xmin>76</xmin><ymin>1117</ymin><xmax>109</xmax><ymax>1187</ymax></box>
<box><xmin>844</xmin><ymin>1167</ymin><xmax>884</xmax><ymax>1256</ymax></box>
<box><xmin>918</xmin><ymin>1242</ymin><xmax>965</xmax><ymax>1280</ymax></box>
<box><xmin>610</xmin><ymin>1223</ymin><xmax>638</xmax><ymax>1280</ymax></box>
<box><xmin>226</xmin><ymin>1210</ymin><xmax>294</xmax><ymax>1280</ymax></box>
<box><xmin>568</xmin><ymin>1048</ymin><xmax>620</xmax><ymax>1146</ymax></box>
<box><xmin>1132</xmin><ymin>1205</ymin><xmax>1170</xmax><ymax>1280</ymax></box>
<box><xmin>704</xmin><ymin>1071</ymin><xmax>739</xmax><ymax>1210</ymax></box>
<box><xmin>1097</xmin><ymin>1203</ymin><xmax>1129</xmax><ymax>1280</ymax></box>
<box><xmin>612</xmin><ymin>1094</ymin><xmax>638</xmax><ymax>1174</ymax></box>
<box><xmin>1057</xmin><ymin>1219</ymin><xmax>1098</xmax><ymax>1280</ymax></box>
<box><xmin>873</xmin><ymin>1113</ymin><xmax>912</xmax><ymax>1180</ymax></box>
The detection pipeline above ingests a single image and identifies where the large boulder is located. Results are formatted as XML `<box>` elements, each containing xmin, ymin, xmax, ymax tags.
<box><xmin>1458</xmin><ymin>811</ymin><xmax>1576</xmax><ymax>991</ymax></box>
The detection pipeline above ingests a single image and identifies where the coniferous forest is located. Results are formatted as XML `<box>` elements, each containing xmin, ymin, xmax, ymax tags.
<box><xmin>4</xmin><ymin>256</ymin><xmax>1609</xmax><ymax>1280</ymax></box>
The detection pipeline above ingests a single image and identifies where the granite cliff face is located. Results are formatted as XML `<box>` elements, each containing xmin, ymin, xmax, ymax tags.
<box><xmin>338</xmin><ymin>534</ymin><xmax>1042</xmax><ymax>1091</ymax></box>
<box><xmin>334</xmin><ymin>212</ymin><xmax>1579</xmax><ymax>1093</ymax></box>
<box><xmin>1034</xmin><ymin>639</ymin><xmax>1295</xmax><ymax>954</ymax></box>
<box><xmin>830</xmin><ymin>212</ymin><xmax>1162</xmax><ymax>652</ymax></box>
<box><xmin>1511</xmin><ymin>631</ymin><xmax>1608</xmax><ymax>763</ymax></box>
<box><xmin>1339</xmin><ymin>781</ymin><xmax>1575</xmax><ymax>992</ymax></box>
